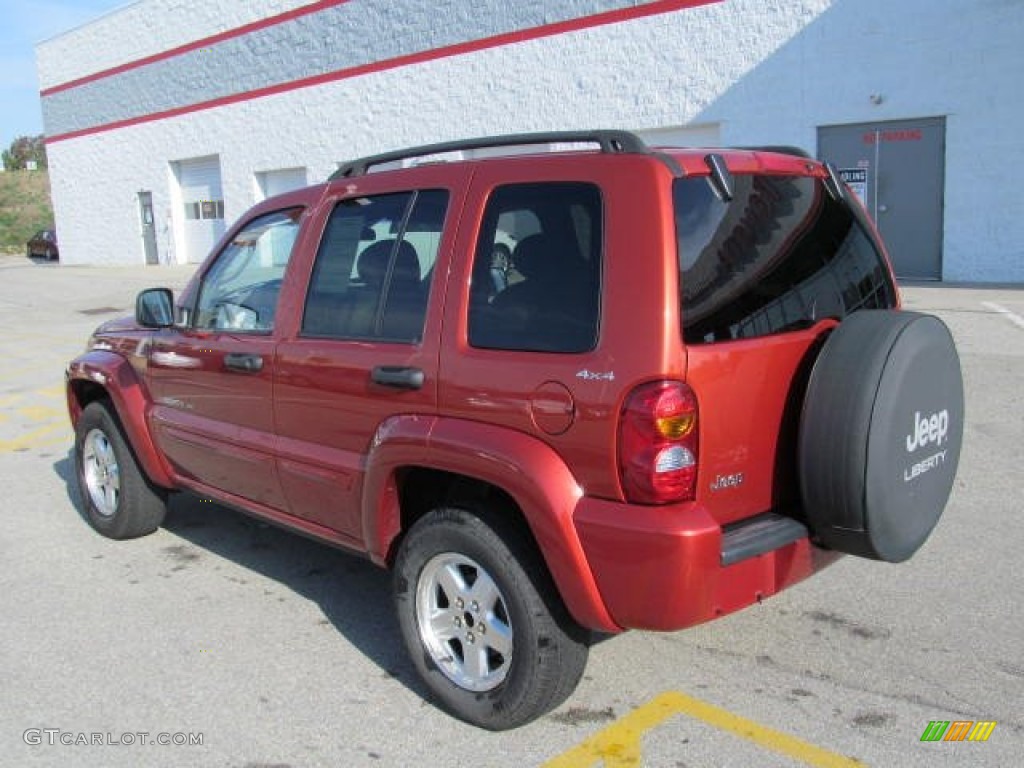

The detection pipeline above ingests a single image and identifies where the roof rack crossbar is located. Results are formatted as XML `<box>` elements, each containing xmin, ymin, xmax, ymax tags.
<box><xmin>330</xmin><ymin>130</ymin><xmax>649</xmax><ymax>179</ymax></box>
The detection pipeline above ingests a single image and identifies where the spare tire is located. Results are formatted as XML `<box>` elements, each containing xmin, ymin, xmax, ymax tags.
<box><xmin>799</xmin><ymin>310</ymin><xmax>963</xmax><ymax>562</ymax></box>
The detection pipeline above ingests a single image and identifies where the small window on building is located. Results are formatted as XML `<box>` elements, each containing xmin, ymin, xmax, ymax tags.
<box><xmin>302</xmin><ymin>189</ymin><xmax>449</xmax><ymax>342</ymax></box>
<box><xmin>468</xmin><ymin>182</ymin><xmax>602</xmax><ymax>353</ymax></box>
<box><xmin>185</xmin><ymin>200</ymin><xmax>224</xmax><ymax>220</ymax></box>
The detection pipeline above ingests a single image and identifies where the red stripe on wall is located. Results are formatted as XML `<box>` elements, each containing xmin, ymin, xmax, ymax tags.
<box><xmin>40</xmin><ymin>0</ymin><xmax>352</xmax><ymax>97</ymax></box>
<box><xmin>45</xmin><ymin>0</ymin><xmax>718</xmax><ymax>145</ymax></box>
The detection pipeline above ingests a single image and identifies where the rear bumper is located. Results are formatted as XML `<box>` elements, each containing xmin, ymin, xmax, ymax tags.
<box><xmin>574</xmin><ymin>498</ymin><xmax>837</xmax><ymax>631</ymax></box>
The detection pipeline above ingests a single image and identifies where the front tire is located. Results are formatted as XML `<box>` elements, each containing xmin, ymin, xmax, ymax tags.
<box><xmin>75</xmin><ymin>400</ymin><xmax>166</xmax><ymax>539</ymax></box>
<box><xmin>394</xmin><ymin>506</ymin><xmax>589</xmax><ymax>730</ymax></box>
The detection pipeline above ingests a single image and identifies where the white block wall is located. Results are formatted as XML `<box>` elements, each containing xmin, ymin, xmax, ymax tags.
<box><xmin>38</xmin><ymin>0</ymin><xmax>1024</xmax><ymax>281</ymax></box>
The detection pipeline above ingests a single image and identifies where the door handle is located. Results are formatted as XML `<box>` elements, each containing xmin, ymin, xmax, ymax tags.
<box><xmin>371</xmin><ymin>366</ymin><xmax>424</xmax><ymax>390</ymax></box>
<box><xmin>224</xmin><ymin>353</ymin><xmax>264</xmax><ymax>373</ymax></box>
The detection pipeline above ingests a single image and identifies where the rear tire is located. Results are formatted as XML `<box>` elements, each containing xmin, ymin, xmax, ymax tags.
<box><xmin>393</xmin><ymin>506</ymin><xmax>589</xmax><ymax>730</ymax></box>
<box><xmin>75</xmin><ymin>400</ymin><xmax>166</xmax><ymax>539</ymax></box>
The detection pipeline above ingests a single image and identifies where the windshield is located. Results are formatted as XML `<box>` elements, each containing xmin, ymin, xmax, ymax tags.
<box><xmin>674</xmin><ymin>174</ymin><xmax>897</xmax><ymax>344</ymax></box>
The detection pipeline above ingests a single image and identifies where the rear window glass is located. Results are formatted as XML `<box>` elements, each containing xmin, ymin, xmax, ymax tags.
<box><xmin>674</xmin><ymin>174</ymin><xmax>897</xmax><ymax>344</ymax></box>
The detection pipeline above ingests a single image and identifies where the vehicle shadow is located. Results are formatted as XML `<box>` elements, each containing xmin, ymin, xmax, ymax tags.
<box><xmin>55</xmin><ymin>451</ymin><xmax>86</xmax><ymax>522</ymax></box>
<box><xmin>52</xmin><ymin>453</ymin><xmax>426</xmax><ymax>701</ymax></box>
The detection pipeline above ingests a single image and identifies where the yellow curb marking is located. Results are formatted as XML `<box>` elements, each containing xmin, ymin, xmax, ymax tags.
<box><xmin>543</xmin><ymin>691</ymin><xmax>866</xmax><ymax>768</ymax></box>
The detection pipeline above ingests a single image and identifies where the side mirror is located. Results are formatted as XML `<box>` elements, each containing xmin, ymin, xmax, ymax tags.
<box><xmin>136</xmin><ymin>288</ymin><xmax>174</xmax><ymax>328</ymax></box>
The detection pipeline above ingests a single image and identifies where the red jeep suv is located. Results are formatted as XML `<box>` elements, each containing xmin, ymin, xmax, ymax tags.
<box><xmin>66</xmin><ymin>131</ymin><xmax>963</xmax><ymax>729</ymax></box>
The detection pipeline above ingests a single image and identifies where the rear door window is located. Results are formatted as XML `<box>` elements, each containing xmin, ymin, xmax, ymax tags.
<box><xmin>674</xmin><ymin>175</ymin><xmax>897</xmax><ymax>344</ymax></box>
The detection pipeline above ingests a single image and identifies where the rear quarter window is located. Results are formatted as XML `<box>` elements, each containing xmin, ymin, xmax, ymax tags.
<box><xmin>675</xmin><ymin>174</ymin><xmax>897</xmax><ymax>344</ymax></box>
<box><xmin>468</xmin><ymin>182</ymin><xmax>602</xmax><ymax>353</ymax></box>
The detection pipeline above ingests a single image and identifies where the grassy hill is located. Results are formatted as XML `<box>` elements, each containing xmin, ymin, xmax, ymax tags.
<box><xmin>0</xmin><ymin>170</ymin><xmax>54</xmax><ymax>254</ymax></box>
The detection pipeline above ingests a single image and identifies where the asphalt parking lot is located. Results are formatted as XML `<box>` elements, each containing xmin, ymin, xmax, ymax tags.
<box><xmin>1</xmin><ymin>254</ymin><xmax>1021</xmax><ymax>767</ymax></box>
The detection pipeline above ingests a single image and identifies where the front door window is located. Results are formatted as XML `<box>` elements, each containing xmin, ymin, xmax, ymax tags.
<box><xmin>195</xmin><ymin>208</ymin><xmax>303</xmax><ymax>332</ymax></box>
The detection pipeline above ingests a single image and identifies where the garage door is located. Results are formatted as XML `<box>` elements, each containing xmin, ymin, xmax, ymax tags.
<box><xmin>176</xmin><ymin>155</ymin><xmax>226</xmax><ymax>264</ymax></box>
<box><xmin>257</xmin><ymin>167</ymin><xmax>308</xmax><ymax>200</ymax></box>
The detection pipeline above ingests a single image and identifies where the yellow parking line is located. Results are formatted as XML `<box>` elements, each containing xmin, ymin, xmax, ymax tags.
<box><xmin>0</xmin><ymin>393</ymin><xmax>25</xmax><ymax>409</ymax></box>
<box><xmin>30</xmin><ymin>432</ymin><xmax>73</xmax><ymax>451</ymax></box>
<box><xmin>543</xmin><ymin>691</ymin><xmax>865</xmax><ymax>768</ymax></box>
<box><xmin>0</xmin><ymin>422</ymin><xmax>69</xmax><ymax>453</ymax></box>
<box><xmin>16</xmin><ymin>405</ymin><xmax>65</xmax><ymax>421</ymax></box>
<box><xmin>0</xmin><ymin>360</ymin><xmax>70</xmax><ymax>381</ymax></box>
<box><xmin>1</xmin><ymin>389</ymin><xmax>65</xmax><ymax>415</ymax></box>
<box><xmin>4</xmin><ymin>330</ymin><xmax>86</xmax><ymax>345</ymax></box>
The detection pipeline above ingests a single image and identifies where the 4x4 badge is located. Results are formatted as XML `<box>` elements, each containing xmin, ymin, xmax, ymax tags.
<box><xmin>576</xmin><ymin>369</ymin><xmax>615</xmax><ymax>382</ymax></box>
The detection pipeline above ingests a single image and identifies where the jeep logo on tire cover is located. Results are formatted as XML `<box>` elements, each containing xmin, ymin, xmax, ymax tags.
<box><xmin>906</xmin><ymin>409</ymin><xmax>950</xmax><ymax>452</ymax></box>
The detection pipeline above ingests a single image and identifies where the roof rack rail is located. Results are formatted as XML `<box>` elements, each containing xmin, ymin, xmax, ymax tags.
<box><xmin>734</xmin><ymin>145</ymin><xmax>814</xmax><ymax>159</ymax></box>
<box><xmin>330</xmin><ymin>130</ymin><xmax>649</xmax><ymax>179</ymax></box>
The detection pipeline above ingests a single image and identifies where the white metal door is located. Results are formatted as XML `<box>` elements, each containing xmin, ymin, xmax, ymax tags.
<box><xmin>176</xmin><ymin>155</ymin><xmax>226</xmax><ymax>264</ymax></box>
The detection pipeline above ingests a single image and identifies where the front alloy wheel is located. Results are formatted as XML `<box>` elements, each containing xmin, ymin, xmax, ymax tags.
<box><xmin>74</xmin><ymin>401</ymin><xmax>166</xmax><ymax>539</ymax></box>
<box><xmin>81</xmin><ymin>428</ymin><xmax>121</xmax><ymax>517</ymax></box>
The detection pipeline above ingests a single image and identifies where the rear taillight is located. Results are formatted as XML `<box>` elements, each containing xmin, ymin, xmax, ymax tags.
<box><xmin>618</xmin><ymin>381</ymin><xmax>699</xmax><ymax>504</ymax></box>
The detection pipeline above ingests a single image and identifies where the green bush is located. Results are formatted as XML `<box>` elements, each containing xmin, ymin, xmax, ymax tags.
<box><xmin>0</xmin><ymin>170</ymin><xmax>54</xmax><ymax>253</ymax></box>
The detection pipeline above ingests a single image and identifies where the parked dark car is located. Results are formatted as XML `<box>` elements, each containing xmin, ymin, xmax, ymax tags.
<box><xmin>27</xmin><ymin>229</ymin><xmax>58</xmax><ymax>260</ymax></box>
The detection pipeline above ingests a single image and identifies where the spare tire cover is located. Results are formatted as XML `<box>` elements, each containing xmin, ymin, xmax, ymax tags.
<box><xmin>799</xmin><ymin>310</ymin><xmax>963</xmax><ymax>562</ymax></box>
